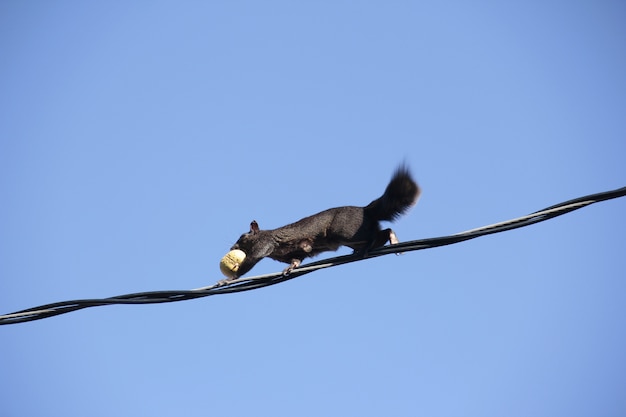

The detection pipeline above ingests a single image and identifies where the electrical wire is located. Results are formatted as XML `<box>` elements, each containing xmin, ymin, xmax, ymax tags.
<box><xmin>1</xmin><ymin>186</ymin><xmax>624</xmax><ymax>325</ymax></box>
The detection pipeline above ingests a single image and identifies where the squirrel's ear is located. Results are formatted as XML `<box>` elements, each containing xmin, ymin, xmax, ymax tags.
<box><xmin>250</xmin><ymin>220</ymin><xmax>260</xmax><ymax>234</ymax></box>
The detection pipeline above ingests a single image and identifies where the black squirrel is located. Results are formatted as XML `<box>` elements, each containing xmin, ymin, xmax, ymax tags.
<box><xmin>224</xmin><ymin>164</ymin><xmax>420</xmax><ymax>279</ymax></box>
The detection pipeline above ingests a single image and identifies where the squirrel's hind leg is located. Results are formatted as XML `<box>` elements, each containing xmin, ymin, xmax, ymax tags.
<box><xmin>353</xmin><ymin>228</ymin><xmax>403</xmax><ymax>258</ymax></box>
<box><xmin>373</xmin><ymin>228</ymin><xmax>400</xmax><ymax>247</ymax></box>
<box><xmin>373</xmin><ymin>229</ymin><xmax>404</xmax><ymax>255</ymax></box>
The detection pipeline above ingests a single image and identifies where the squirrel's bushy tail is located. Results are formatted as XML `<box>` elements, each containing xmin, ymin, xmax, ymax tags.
<box><xmin>365</xmin><ymin>164</ymin><xmax>420</xmax><ymax>221</ymax></box>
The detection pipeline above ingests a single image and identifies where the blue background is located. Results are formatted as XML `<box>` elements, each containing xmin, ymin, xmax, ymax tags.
<box><xmin>1</xmin><ymin>1</ymin><xmax>625</xmax><ymax>416</ymax></box>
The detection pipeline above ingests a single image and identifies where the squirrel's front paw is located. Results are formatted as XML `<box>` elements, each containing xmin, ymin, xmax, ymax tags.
<box><xmin>282</xmin><ymin>259</ymin><xmax>302</xmax><ymax>276</ymax></box>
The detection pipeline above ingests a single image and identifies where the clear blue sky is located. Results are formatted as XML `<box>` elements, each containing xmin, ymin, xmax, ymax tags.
<box><xmin>1</xmin><ymin>1</ymin><xmax>625</xmax><ymax>416</ymax></box>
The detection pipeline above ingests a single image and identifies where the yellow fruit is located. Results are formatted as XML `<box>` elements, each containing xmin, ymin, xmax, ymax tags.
<box><xmin>219</xmin><ymin>249</ymin><xmax>246</xmax><ymax>278</ymax></box>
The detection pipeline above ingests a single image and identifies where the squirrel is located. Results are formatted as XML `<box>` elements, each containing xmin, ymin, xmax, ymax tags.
<box><xmin>223</xmin><ymin>164</ymin><xmax>420</xmax><ymax>280</ymax></box>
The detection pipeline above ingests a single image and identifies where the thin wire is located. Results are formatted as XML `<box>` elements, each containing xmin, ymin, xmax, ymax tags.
<box><xmin>1</xmin><ymin>186</ymin><xmax>624</xmax><ymax>325</ymax></box>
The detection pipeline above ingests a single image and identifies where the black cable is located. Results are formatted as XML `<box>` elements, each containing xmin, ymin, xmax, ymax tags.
<box><xmin>1</xmin><ymin>186</ymin><xmax>624</xmax><ymax>325</ymax></box>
